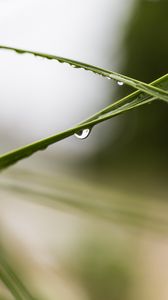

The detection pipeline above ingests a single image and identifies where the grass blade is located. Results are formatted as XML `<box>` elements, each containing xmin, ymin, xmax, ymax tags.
<box><xmin>0</xmin><ymin>74</ymin><xmax>168</xmax><ymax>171</ymax></box>
<box><xmin>0</xmin><ymin>256</ymin><xmax>24</xmax><ymax>300</ymax></box>
<box><xmin>0</xmin><ymin>246</ymin><xmax>37</xmax><ymax>300</ymax></box>
<box><xmin>0</xmin><ymin>45</ymin><xmax>168</xmax><ymax>102</ymax></box>
<box><xmin>81</xmin><ymin>73</ymin><xmax>168</xmax><ymax>124</ymax></box>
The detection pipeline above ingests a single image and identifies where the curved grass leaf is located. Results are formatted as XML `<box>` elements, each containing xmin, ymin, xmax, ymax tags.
<box><xmin>0</xmin><ymin>268</ymin><xmax>23</xmax><ymax>300</ymax></box>
<box><xmin>0</xmin><ymin>45</ymin><xmax>168</xmax><ymax>170</ymax></box>
<box><xmin>0</xmin><ymin>45</ymin><xmax>168</xmax><ymax>102</ymax></box>
<box><xmin>81</xmin><ymin>73</ymin><xmax>168</xmax><ymax>124</ymax></box>
<box><xmin>0</xmin><ymin>253</ymin><xmax>25</xmax><ymax>300</ymax></box>
<box><xmin>0</xmin><ymin>73</ymin><xmax>168</xmax><ymax>171</ymax></box>
<box><xmin>0</xmin><ymin>246</ymin><xmax>38</xmax><ymax>300</ymax></box>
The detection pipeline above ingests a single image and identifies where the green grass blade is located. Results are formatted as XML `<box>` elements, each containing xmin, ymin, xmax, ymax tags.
<box><xmin>0</xmin><ymin>45</ymin><xmax>168</xmax><ymax>102</ymax></box>
<box><xmin>81</xmin><ymin>73</ymin><xmax>168</xmax><ymax>124</ymax></box>
<box><xmin>0</xmin><ymin>247</ymin><xmax>38</xmax><ymax>300</ymax></box>
<box><xmin>0</xmin><ymin>258</ymin><xmax>23</xmax><ymax>300</ymax></box>
<box><xmin>0</xmin><ymin>269</ymin><xmax>23</xmax><ymax>300</ymax></box>
<box><xmin>0</xmin><ymin>74</ymin><xmax>168</xmax><ymax>171</ymax></box>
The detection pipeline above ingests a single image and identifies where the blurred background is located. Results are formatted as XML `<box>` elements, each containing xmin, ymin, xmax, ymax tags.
<box><xmin>0</xmin><ymin>0</ymin><xmax>168</xmax><ymax>299</ymax></box>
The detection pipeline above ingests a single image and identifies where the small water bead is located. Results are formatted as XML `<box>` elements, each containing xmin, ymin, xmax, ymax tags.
<box><xmin>117</xmin><ymin>81</ymin><xmax>124</xmax><ymax>86</ymax></box>
<box><xmin>36</xmin><ymin>56</ymin><xmax>45</xmax><ymax>61</ymax></box>
<box><xmin>70</xmin><ymin>64</ymin><xmax>81</xmax><ymax>69</ymax></box>
<box><xmin>74</xmin><ymin>128</ymin><xmax>91</xmax><ymax>140</ymax></box>
<box><xmin>15</xmin><ymin>49</ymin><xmax>25</xmax><ymax>54</ymax></box>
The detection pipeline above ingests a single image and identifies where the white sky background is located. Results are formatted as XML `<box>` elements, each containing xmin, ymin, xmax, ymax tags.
<box><xmin>0</xmin><ymin>0</ymin><xmax>134</xmax><ymax>161</ymax></box>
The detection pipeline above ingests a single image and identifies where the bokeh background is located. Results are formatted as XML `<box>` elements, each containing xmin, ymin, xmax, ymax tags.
<box><xmin>0</xmin><ymin>0</ymin><xmax>168</xmax><ymax>299</ymax></box>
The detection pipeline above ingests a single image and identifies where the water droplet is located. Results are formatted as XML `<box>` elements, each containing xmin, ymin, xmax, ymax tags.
<box><xmin>74</xmin><ymin>128</ymin><xmax>91</xmax><ymax>140</ymax></box>
<box><xmin>69</xmin><ymin>63</ymin><xmax>81</xmax><ymax>69</ymax></box>
<box><xmin>15</xmin><ymin>49</ymin><xmax>25</xmax><ymax>54</ymax></box>
<box><xmin>40</xmin><ymin>144</ymin><xmax>48</xmax><ymax>151</ymax></box>
<box><xmin>117</xmin><ymin>81</ymin><xmax>124</xmax><ymax>86</ymax></box>
<box><xmin>107</xmin><ymin>76</ymin><xmax>111</xmax><ymax>80</ymax></box>
<box><xmin>36</xmin><ymin>56</ymin><xmax>44</xmax><ymax>61</ymax></box>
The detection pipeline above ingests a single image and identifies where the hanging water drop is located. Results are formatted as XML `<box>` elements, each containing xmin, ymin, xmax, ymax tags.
<box><xmin>117</xmin><ymin>81</ymin><xmax>124</xmax><ymax>86</ymax></box>
<box><xmin>36</xmin><ymin>56</ymin><xmax>44</xmax><ymax>61</ymax></box>
<box><xmin>74</xmin><ymin>128</ymin><xmax>91</xmax><ymax>140</ymax></box>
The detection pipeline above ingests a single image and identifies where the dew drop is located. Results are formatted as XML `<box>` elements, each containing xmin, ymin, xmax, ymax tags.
<box><xmin>40</xmin><ymin>144</ymin><xmax>48</xmax><ymax>151</ymax></box>
<box><xmin>15</xmin><ymin>49</ymin><xmax>25</xmax><ymax>54</ymax></box>
<box><xmin>74</xmin><ymin>128</ymin><xmax>91</xmax><ymax>140</ymax></box>
<box><xmin>117</xmin><ymin>81</ymin><xmax>124</xmax><ymax>86</ymax></box>
<box><xmin>36</xmin><ymin>56</ymin><xmax>44</xmax><ymax>61</ymax></box>
<box><xmin>107</xmin><ymin>76</ymin><xmax>111</xmax><ymax>80</ymax></box>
